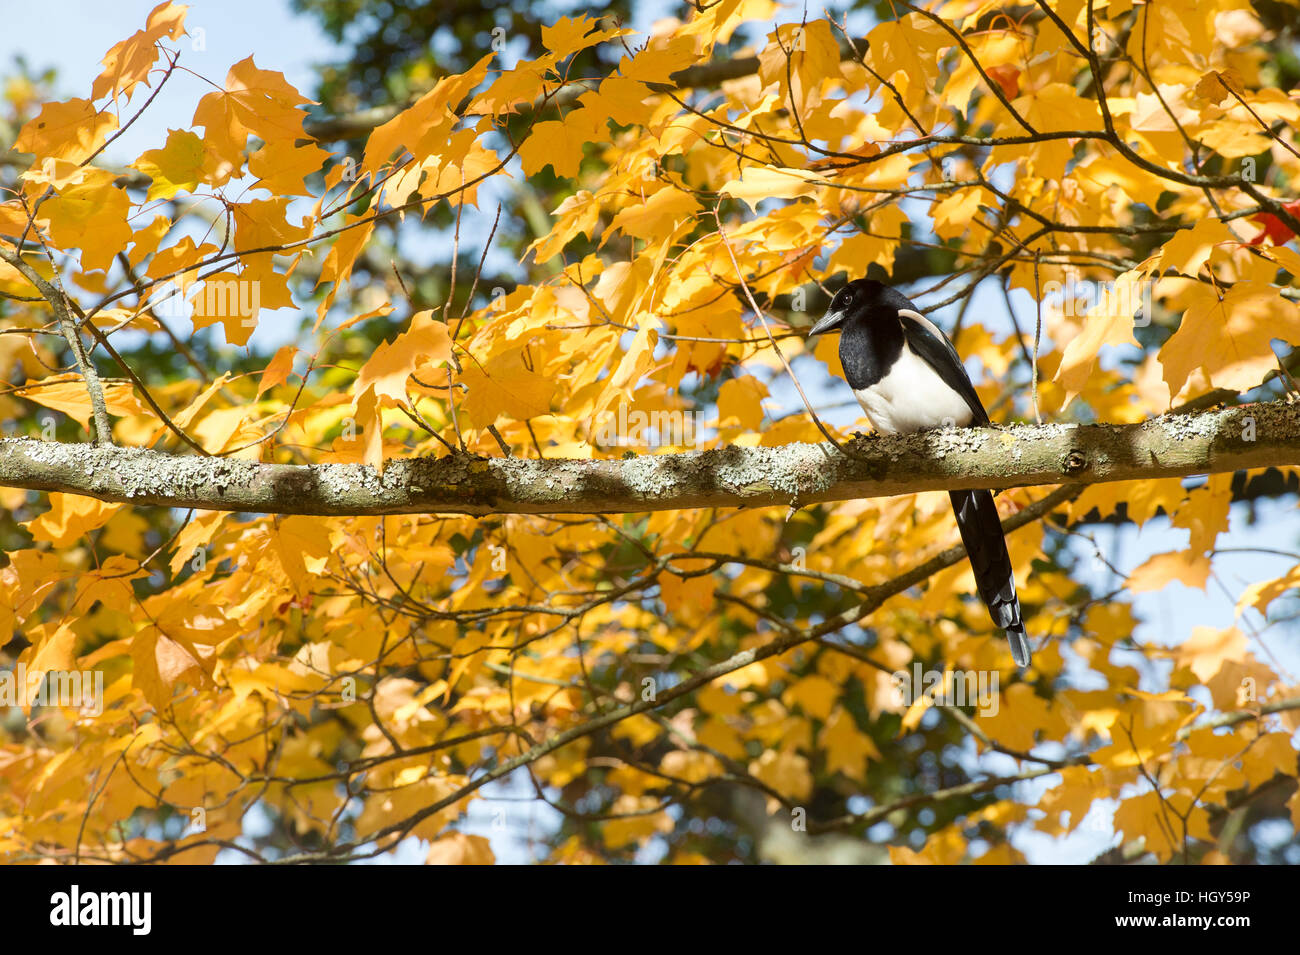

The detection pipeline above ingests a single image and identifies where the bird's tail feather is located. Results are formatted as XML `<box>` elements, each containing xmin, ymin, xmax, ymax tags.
<box><xmin>948</xmin><ymin>488</ymin><xmax>1031</xmax><ymax>667</ymax></box>
<box><xmin>1004</xmin><ymin>622</ymin><xmax>1031</xmax><ymax>669</ymax></box>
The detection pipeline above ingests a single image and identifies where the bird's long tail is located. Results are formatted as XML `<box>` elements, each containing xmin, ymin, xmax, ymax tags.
<box><xmin>948</xmin><ymin>489</ymin><xmax>1031</xmax><ymax>667</ymax></box>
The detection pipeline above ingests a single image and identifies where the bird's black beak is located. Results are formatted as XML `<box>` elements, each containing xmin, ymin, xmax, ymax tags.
<box><xmin>807</xmin><ymin>306</ymin><xmax>847</xmax><ymax>337</ymax></box>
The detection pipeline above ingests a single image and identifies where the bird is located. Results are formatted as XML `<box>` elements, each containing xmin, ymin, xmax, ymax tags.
<box><xmin>806</xmin><ymin>277</ymin><xmax>1032</xmax><ymax>667</ymax></box>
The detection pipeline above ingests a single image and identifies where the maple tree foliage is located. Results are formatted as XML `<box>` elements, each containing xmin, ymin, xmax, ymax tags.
<box><xmin>0</xmin><ymin>0</ymin><xmax>1299</xmax><ymax>865</ymax></box>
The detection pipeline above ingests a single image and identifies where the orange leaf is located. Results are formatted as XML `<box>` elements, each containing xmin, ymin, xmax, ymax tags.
<box><xmin>14</xmin><ymin>98</ymin><xmax>117</xmax><ymax>163</ymax></box>
<box><xmin>130</xmin><ymin>626</ymin><xmax>212</xmax><ymax>710</ymax></box>
<box><xmin>1127</xmin><ymin>550</ymin><xmax>1211</xmax><ymax>592</ymax></box>
<box><xmin>425</xmin><ymin>832</ymin><xmax>495</xmax><ymax>865</ymax></box>
<box><xmin>717</xmin><ymin>375</ymin><xmax>769</xmax><ymax>430</ymax></box>
<box><xmin>257</xmin><ymin>346</ymin><xmax>297</xmax><ymax>397</ymax></box>
<box><xmin>91</xmin><ymin>1</ymin><xmax>188</xmax><ymax>103</ymax></box>
<box><xmin>39</xmin><ymin>168</ymin><xmax>131</xmax><ymax>272</ymax></box>
<box><xmin>24</xmin><ymin>493</ymin><xmax>122</xmax><ymax>548</ymax></box>
<box><xmin>355</xmin><ymin>310</ymin><xmax>453</xmax><ymax>408</ymax></box>
<box><xmin>459</xmin><ymin>349</ymin><xmax>556</xmax><ymax>429</ymax></box>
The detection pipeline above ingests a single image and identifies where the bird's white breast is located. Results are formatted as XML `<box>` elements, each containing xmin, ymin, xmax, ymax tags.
<box><xmin>852</xmin><ymin>342</ymin><xmax>974</xmax><ymax>435</ymax></box>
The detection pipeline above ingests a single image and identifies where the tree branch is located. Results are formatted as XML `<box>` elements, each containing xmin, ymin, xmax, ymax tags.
<box><xmin>303</xmin><ymin>35</ymin><xmax>869</xmax><ymax>142</ymax></box>
<box><xmin>0</xmin><ymin>402</ymin><xmax>1294</xmax><ymax>516</ymax></box>
<box><xmin>0</xmin><ymin>245</ymin><xmax>113</xmax><ymax>445</ymax></box>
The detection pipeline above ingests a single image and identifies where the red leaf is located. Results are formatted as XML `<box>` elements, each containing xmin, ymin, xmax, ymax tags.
<box><xmin>986</xmin><ymin>65</ymin><xmax>1020</xmax><ymax>100</ymax></box>
<box><xmin>1247</xmin><ymin>198</ymin><xmax>1300</xmax><ymax>246</ymax></box>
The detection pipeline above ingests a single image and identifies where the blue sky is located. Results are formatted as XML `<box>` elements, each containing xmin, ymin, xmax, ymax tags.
<box><xmin>2</xmin><ymin>1</ymin><xmax>341</xmax><ymax>121</ymax></box>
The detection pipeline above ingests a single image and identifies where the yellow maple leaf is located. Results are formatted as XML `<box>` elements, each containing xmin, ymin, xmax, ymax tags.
<box><xmin>247</xmin><ymin>139</ymin><xmax>330</xmax><ymax>197</ymax></box>
<box><xmin>166</xmin><ymin>510</ymin><xmax>227</xmax><ymax>576</ymax></box>
<box><xmin>362</xmin><ymin>54</ymin><xmax>492</xmax><ymax>175</ymax></box>
<box><xmin>469</xmin><ymin>58</ymin><xmax>555</xmax><ymax>117</ymax></box>
<box><xmin>1068</xmin><ymin>478</ymin><xmax>1186</xmax><ymax>527</ymax></box>
<box><xmin>425</xmin><ymin>831</ymin><xmax>495</xmax><ymax>865</ymax></box>
<box><xmin>530</xmin><ymin>189</ymin><xmax>600</xmax><ymax>264</ymax></box>
<box><xmin>91</xmin><ymin>1</ymin><xmax>187</xmax><ymax>103</ymax></box>
<box><xmin>24</xmin><ymin>493</ymin><xmax>122</xmax><ymax>548</ymax></box>
<box><xmin>717</xmin><ymin>374</ymin><xmax>769</xmax><ymax>430</ymax></box>
<box><xmin>579</xmin><ymin>75</ymin><xmax>652</xmax><ymax>127</ymax></box>
<box><xmin>130</xmin><ymin>128</ymin><xmax>216</xmax><ymax>201</ymax></box>
<box><xmin>720</xmin><ymin>165</ymin><xmax>821</xmax><ymax>212</ymax></box>
<box><xmin>865</xmin><ymin>14</ymin><xmax>944</xmax><ymax>89</ymax></box>
<box><xmin>273</xmin><ymin>516</ymin><xmax>333</xmax><ymax>597</ymax></box>
<box><xmin>1160</xmin><ymin>281</ymin><xmax>1300</xmax><ymax>401</ymax></box>
<box><xmin>1237</xmin><ymin>562</ymin><xmax>1300</xmax><ymax>616</ymax></box>
<box><xmin>24</xmin><ymin>623</ymin><xmax>79</xmax><ymax>693</ymax></box>
<box><xmin>538</xmin><ymin>16</ymin><xmax>597</xmax><ymax>54</ymax></box>
<box><xmin>191</xmin><ymin>56</ymin><xmax>311</xmax><ymax>175</ymax></box>
<box><xmin>659</xmin><ymin>567</ymin><xmax>716</xmax><ymax>620</ymax></box>
<box><xmin>73</xmin><ymin>555</ymin><xmax>146</xmax><ymax>616</ymax></box>
<box><xmin>1054</xmin><ymin>269</ymin><xmax>1147</xmax><ymax>408</ymax></box>
<box><xmin>355</xmin><ymin>310</ymin><xmax>453</xmax><ymax>408</ymax></box>
<box><xmin>256</xmin><ymin>345</ymin><xmax>297</xmax><ymax>398</ymax></box>
<box><xmin>587</xmin><ymin>315</ymin><xmax>662</xmax><ymax>430</ymax></box>
<box><xmin>19</xmin><ymin>375</ymin><xmax>146</xmax><ymax>431</ymax></box>
<box><xmin>314</xmin><ymin>216</ymin><xmax>376</xmax><ymax>328</ymax></box>
<box><xmin>1172</xmin><ymin>474</ymin><xmax>1232</xmax><ymax>554</ymax></box>
<box><xmin>39</xmin><ymin>167</ymin><xmax>132</xmax><ymax>272</ymax></box>
<box><xmin>977</xmin><ymin>682</ymin><xmax>1056</xmax><ymax>751</ymax></box>
<box><xmin>1173</xmin><ymin>626</ymin><xmax>1247</xmax><ymax>684</ymax></box>
<box><xmin>128</xmin><ymin>214</ymin><xmax>171</xmax><ymax>267</ymax></box>
<box><xmin>130</xmin><ymin>625</ymin><xmax>213</xmax><ymax>711</ymax></box>
<box><xmin>930</xmin><ymin>188</ymin><xmax>982</xmax><ymax>240</ymax></box>
<box><xmin>818</xmin><ymin>706</ymin><xmax>881</xmax><ymax>778</ymax></box>
<box><xmin>748</xmin><ymin>748</ymin><xmax>813</xmax><ymax>801</ymax></box>
<box><xmin>606</xmin><ymin>187</ymin><xmax>700</xmax><ymax>240</ymax></box>
<box><xmin>758</xmin><ymin>20</ymin><xmax>842</xmax><ymax>115</ymax></box>
<box><xmin>517</xmin><ymin>111</ymin><xmax>599</xmax><ymax>179</ymax></box>
<box><xmin>621</xmin><ymin>34</ymin><xmax>700</xmax><ymax>85</ymax></box>
<box><xmin>1159</xmin><ymin>218</ymin><xmax>1233</xmax><ymax>276</ymax></box>
<box><xmin>14</xmin><ymin>98</ymin><xmax>118</xmax><ymax>163</ymax></box>
<box><xmin>1127</xmin><ymin>549</ymin><xmax>1211</xmax><ymax>592</ymax></box>
<box><xmin>144</xmin><ymin>234</ymin><xmax>218</xmax><ymax>282</ymax></box>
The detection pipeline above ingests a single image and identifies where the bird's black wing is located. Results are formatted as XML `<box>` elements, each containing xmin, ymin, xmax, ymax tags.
<box><xmin>898</xmin><ymin>312</ymin><xmax>990</xmax><ymax>427</ymax></box>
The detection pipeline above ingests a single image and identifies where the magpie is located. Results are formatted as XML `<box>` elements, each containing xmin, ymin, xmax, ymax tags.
<box><xmin>807</xmin><ymin>278</ymin><xmax>1032</xmax><ymax>667</ymax></box>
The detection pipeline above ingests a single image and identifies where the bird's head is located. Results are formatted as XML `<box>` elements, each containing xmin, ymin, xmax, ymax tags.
<box><xmin>807</xmin><ymin>278</ymin><xmax>895</xmax><ymax>336</ymax></box>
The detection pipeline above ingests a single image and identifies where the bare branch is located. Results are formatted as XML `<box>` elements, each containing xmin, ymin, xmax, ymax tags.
<box><xmin>0</xmin><ymin>245</ymin><xmax>113</xmax><ymax>445</ymax></box>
